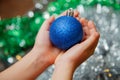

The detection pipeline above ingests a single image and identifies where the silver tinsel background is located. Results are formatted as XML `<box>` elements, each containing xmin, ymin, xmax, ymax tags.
<box><xmin>36</xmin><ymin>3</ymin><xmax>120</xmax><ymax>80</ymax></box>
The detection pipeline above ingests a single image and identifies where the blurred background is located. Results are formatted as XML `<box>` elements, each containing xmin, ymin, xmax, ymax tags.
<box><xmin>0</xmin><ymin>0</ymin><xmax>120</xmax><ymax>80</ymax></box>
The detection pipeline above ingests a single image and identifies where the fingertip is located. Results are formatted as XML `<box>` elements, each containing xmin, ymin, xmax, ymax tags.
<box><xmin>51</xmin><ymin>15</ymin><xmax>55</xmax><ymax>19</ymax></box>
<box><xmin>49</xmin><ymin>16</ymin><xmax>55</xmax><ymax>20</ymax></box>
<box><xmin>40</xmin><ymin>16</ymin><xmax>55</xmax><ymax>31</ymax></box>
<box><xmin>88</xmin><ymin>20</ymin><xmax>94</xmax><ymax>26</ymax></box>
<box><xmin>45</xmin><ymin>16</ymin><xmax>55</xmax><ymax>25</ymax></box>
<box><xmin>80</xmin><ymin>18</ymin><xmax>86</xmax><ymax>23</ymax></box>
<box><xmin>80</xmin><ymin>18</ymin><xmax>88</xmax><ymax>26</ymax></box>
<box><xmin>88</xmin><ymin>20</ymin><xmax>97</xmax><ymax>32</ymax></box>
<box><xmin>49</xmin><ymin>16</ymin><xmax>55</xmax><ymax>22</ymax></box>
<box><xmin>59</xmin><ymin>10</ymin><xmax>67</xmax><ymax>16</ymax></box>
<box><xmin>74</xmin><ymin>10</ymin><xmax>79</xmax><ymax>17</ymax></box>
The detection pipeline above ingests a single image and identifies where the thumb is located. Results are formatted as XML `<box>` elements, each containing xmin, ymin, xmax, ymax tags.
<box><xmin>40</xmin><ymin>16</ymin><xmax>55</xmax><ymax>31</ymax></box>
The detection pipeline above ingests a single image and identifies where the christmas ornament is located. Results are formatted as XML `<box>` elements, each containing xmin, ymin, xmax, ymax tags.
<box><xmin>50</xmin><ymin>8</ymin><xmax>83</xmax><ymax>50</ymax></box>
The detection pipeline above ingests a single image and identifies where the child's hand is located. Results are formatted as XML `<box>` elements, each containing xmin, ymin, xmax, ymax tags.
<box><xmin>33</xmin><ymin>16</ymin><xmax>61</xmax><ymax>65</ymax></box>
<box><xmin>32</xmin><ymin>10</ymin><xmax>80</xmax><ymax>65</ymax></box>
<box><xmin>52</xmin><ymin>10</ymin><xmax>100</xmax><ymax>80</ymax></box>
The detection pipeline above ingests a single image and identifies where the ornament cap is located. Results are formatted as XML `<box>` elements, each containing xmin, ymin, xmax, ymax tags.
<box><xmin>66</xmin><ymin>8</ymin><xmax>74</xmax><ymax>17</ymax></box>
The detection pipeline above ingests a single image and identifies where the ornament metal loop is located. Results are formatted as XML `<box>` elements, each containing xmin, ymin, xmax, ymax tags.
<box><xmin>66</xmin><ymin>8</ymin><xmax>74</xmax><ymax>17</ymax></box>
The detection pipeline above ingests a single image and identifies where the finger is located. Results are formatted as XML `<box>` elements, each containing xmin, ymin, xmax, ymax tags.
<box><xmin>40</xmin><ymin>16</ymin><xmax>55</xmax><ymax>31</ymax></box>
<box><xmin>83</xmin><ymin>26</ymin><xmax>89</xmax><ymax>34</ymax></box>
<box><xmin>74</xmin><ymin>10</ymin><xmax>79</xmax><ymax>17</ymax></box>
<box><xmin>76</xmin><ymin>17</ymin><xmax>79</xmax><ymax>21</ymax></box>
<box><xmin>76</xmin><ymin>17</ymin><xmax>89</xmax><ymax>41</ymax></box>
<box><xmin>82</xmin><ymin>26</ymin><xmax>90</xmax><ymax>39</ymax></box>
<box><xmin>88</xmin><ymin>21</ymin><xmax>97</xmax><ymax>31</ymax></box>
<box><xmin>88</xmin><ymin>21</ymin><xmax>98</xmax><ymax>35</ymax></box>
<box><xmin>82</xmin><ymin>32</ymin><xmax>100</xmax><ymax>49</ymax></box>
<box><xmin>76</xmin><ymin>17</ymin><xmax>81</xmax><ymax>22</ymax></box>
<box><xmin>80</xmin><ymin>18</ymin><xmax>88</xmax><ymax>27</ymax></box>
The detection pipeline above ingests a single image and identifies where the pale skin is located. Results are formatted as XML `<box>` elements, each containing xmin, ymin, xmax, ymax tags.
<box><xmin>0</xmin><ymin>10</ymin><xmax>100</xmax><ymax>80</ymax></box>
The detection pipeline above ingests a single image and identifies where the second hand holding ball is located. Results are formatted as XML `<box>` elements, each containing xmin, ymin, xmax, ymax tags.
<box><xmin>50</xmin><ymin>9</ymin><xmax>83</xmax><ymax>50</ymax></box>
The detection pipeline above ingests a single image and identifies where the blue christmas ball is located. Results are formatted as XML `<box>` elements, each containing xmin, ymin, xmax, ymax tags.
<box><xmin>50</xmin><ymin>16</ymin><xmax>83</xmax><ymax>50</ymax></box>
